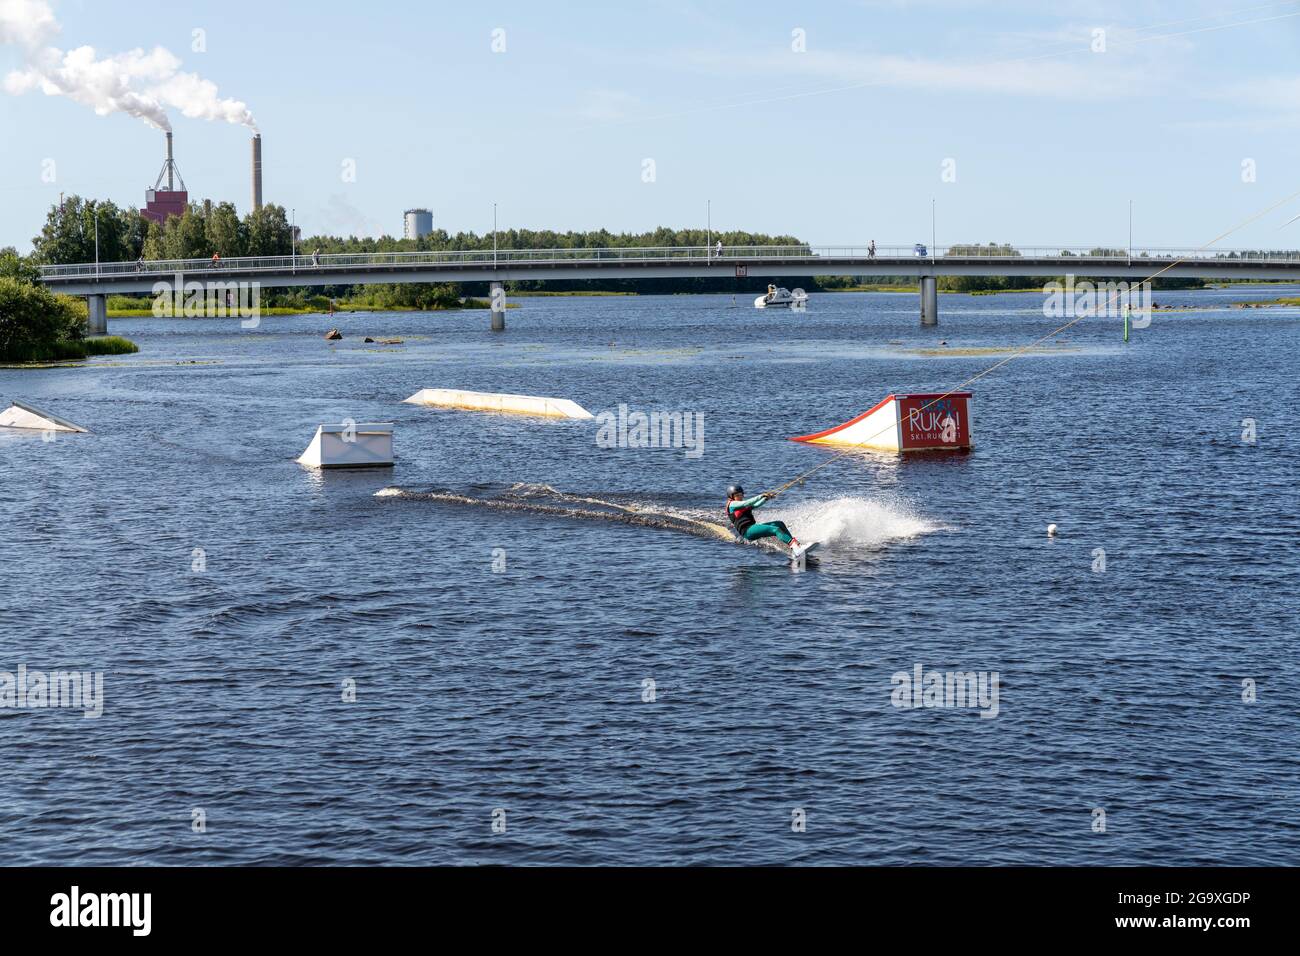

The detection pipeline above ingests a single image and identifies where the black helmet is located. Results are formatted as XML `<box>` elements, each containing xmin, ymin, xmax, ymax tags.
<box><xmin>727</xmin><ymin>484</ymin><xmax>744</xmax><ymax>497</ymax></box>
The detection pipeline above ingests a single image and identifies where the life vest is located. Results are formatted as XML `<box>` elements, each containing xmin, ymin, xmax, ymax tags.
<box><xmin>727</xmin><ymin>500</ymin><xmax>756</xmax><ymax>535</ymax></box>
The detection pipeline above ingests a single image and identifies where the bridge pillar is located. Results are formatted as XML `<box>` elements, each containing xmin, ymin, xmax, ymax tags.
<box><xmin>490</xmin><ymin>281</ymin><xmax>505</xmax><ymax>331</ymax></box>
<box><xmin>919</xmin><ymin>275</ymin><xmax>938</xmax><ymax>326</ymax></box>
<box><xmin>86</xmin><ymin>293</ymin><xmax>108</xmax><ymax>336</ymax></box>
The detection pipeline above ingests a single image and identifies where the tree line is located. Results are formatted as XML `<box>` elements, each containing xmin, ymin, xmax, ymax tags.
<box><xmin>21</xmin><ymin>198</ymin><xmax>823</xmax><ymax>297</ymax></box>
<box><xmin>27</xmin><ymin>198</ymin><xmax>810</xmax><ymax>265</ymax></box>
<box><xmin>28</xmin><ymin>196</ymin><xmax>296</xmax><ymax>264</ymax></box>
<box><xmin>19</xmin><ymin>197</ymin><xmax>1245</xmax><ymax>295</ymax></box>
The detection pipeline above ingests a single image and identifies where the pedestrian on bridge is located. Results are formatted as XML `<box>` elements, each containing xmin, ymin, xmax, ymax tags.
<box><xmin>715</xmin><ymin>239</ymin><xmax>723</xmax><ymax>259</ymax></box>
<box><xmin>868</xmin><ymin>240</ymin><xmax>876</xmax><ymax>259</ymax></box>
<box><xmin>210</xmin><ymin>252</ymin><xmax>221</xmax><ymax>270</ymax></box>
<box><xmin>312</xmin><ymin>247</ymin><xmax>321</xmax><ymax>269</ymax></box>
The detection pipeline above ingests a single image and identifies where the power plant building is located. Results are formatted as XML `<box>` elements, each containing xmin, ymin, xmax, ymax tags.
<box><xmin>404</xmin><ymin>208</ymin><xmax>433</xmax><ymax>239</ymax></box>
<box><xmin>142</xmin><ymin>131</ymin><xmax>188</xmax><ymax>225</ymax></box>
<box><xmin>140</xmin><ymin>131</ymin><xmax>266</xmax><ymax>225</ymax></box>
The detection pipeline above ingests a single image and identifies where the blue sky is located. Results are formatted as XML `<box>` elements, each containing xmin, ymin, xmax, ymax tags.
<box><xmin>2</xmin><ymin>0</ymin><xmax>1298</xmax><ymax>253</ymax></box>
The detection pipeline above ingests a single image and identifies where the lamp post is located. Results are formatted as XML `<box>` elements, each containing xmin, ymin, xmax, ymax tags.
<box><xmin>931</xmin><ymin>198</ymin><xmax>936</xmax><ymax>265</ymax></box>
<box><xmin>291</xmin><ymin>207</ymin><xmax>296</xmax><ymax>274</ymax></box>
<box><xmin>707</xmin><ymin>199</ymin><xmax>711</xmax><ymax>259</ymax></box>
<box><xmin>1128</xmin><ymin>200</ymin><xmax>1133</xmax><ymax>266</ymax></box>
<box><xmin>493</xmin><ymin>202</ymin><xmax>498</xmax><ymax>268</ymax></box>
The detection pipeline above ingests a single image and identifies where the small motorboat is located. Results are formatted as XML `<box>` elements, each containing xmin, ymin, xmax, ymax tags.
<box><xmin>754</xmin><ymin>285</ymin><xmax>809</xmax><ymax>309</ymax></box>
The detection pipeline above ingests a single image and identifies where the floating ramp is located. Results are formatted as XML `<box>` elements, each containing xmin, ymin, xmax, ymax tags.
<box><xmin>791</xmin><ymin>392</ymin><xmax>973</xmax><ymax>452</ymax></box>
<box><xmin>0</xmin><ymin>399</ymin><xmax>88</xmax><ymax>433</ymax></box>
<box><xmin>298</xmin><ymin>422</ymin><xmax>395</xmax><ymax>469</ymax></box>
<box><xmin>404</xmin><ymin>388</ymin><xmax>594</xmax><ymax>420</ymax></box>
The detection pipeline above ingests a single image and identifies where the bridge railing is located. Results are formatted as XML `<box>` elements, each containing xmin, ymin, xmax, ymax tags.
<box><xmin>38</xmin><ymin>244</ymin><xmax>1300</xmax><ymax>281</ymax></box>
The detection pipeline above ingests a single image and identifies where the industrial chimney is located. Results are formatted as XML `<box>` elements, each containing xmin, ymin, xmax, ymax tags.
<box><xmin>165</xmin><ymin>131</ymin><xmax>175</xmax><ymax>190</ymax></box>
<box><xmin>251</xmin><ymin>134</ymin><xmax>263</xmax><ymax>212</ymax></box>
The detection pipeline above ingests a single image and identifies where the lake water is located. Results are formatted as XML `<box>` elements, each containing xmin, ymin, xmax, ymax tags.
<box><xmin>1</xmin><ymin>287</ymin><xmax>1297</xmax><ymax>865</ymax></box>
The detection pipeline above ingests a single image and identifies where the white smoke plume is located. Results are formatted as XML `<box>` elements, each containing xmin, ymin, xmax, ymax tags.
<box><xmin>0</xmin><ymin>0</ymin><xmax>256</xmax><ymax>131</ymax></box>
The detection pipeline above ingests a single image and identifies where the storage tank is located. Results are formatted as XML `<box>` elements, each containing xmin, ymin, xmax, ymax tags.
<box><xmin>404</xmin><ymin>208</ymin><xmax>433</xmax><ymax>240</ymax></box>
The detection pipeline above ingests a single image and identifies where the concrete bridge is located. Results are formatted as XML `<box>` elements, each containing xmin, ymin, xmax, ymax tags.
<box><xmin>39</xmin><ymin>243</ymin><xmax>1300</xmax><ymax>332</ymax></box>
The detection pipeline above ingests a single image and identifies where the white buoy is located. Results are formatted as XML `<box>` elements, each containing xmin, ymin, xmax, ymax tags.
<box><xmin>1047</xmin><ymin>523</ymin><xmax>1058</xmax><ymax>537</ymax></box>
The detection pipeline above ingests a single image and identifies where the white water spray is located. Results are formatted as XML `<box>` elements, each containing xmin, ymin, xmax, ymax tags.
<box><xmin>763</xmin><ymin>495</ymin><xmax>941</xmax><ymax>549</ymax></box>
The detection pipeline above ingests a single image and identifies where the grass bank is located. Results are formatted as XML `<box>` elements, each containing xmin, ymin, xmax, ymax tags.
<box><xmin>1</xmin><ymin>335</ymin><xmax>138</xmax><ymax>364</ymax></box>
<box><xmin>509</xmin><ymin>290</ymin><xmax>637</xmax><ymax>297</ymax></box>
<box><xmin>822</xmin><ymin>284</ymin><xmax>920</xmax><ymax>293</ymax></box>
<box><xmin>1232</xmin><ymin>297</ymin><xmax>1300</xmax><ymax>308</ymax></box>
<box><xmin>106</xmin><ymin>295</ymin><xmax>498</xmax><ymax>317</ymax></box>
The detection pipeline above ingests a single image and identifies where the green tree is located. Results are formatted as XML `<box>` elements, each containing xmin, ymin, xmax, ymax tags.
<box><xmin>31</xmin><ymin>196</ymin><xmax>97</xmax><ymax>264</ymax></box>
<box><xmin>142</xmin><ymin>220</ymin><xmax>167</xmax><ymax>261</ymax></box>
<box><xmin>31</xmin><ymin>196</ymin><xmax>144</xmax><ymax>265</ymax></box>
<box><xmin>945</xmin><ymin>242</ymin><xmax>1020</xmax><ymax>257</ymax></box>
<box><xmin>0</xmin><ymin>247</ymin><xmax>40</xmax><ymax>283</ymax></box>
<box><xmin>0</xmin><ymin>276</ymin><xmax>85</xmax><ymax>361</ymax></box>
<box><xmin>161</xmin><ymin>208</ymin><xmax>211</xmax><ymax>260</ymax></box>
<box><xmin>205</xmin><ymin>202</ymin><xmax>245</xmax><ymax>257</ymax></box>
<box><xmin>117</xmin><ymin>208</ymin><xmax>148</xmax><ymax>262</ymax></box>
<box><xmin>244</xmin><ymin>204</ymin><xmax>293</xmax><ymax>256</ymax></box>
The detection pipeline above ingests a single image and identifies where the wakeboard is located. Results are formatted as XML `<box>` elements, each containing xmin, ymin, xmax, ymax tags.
<box><xmin>789</xmin><ymin>541</ymin><xmax>819</xmax><ymax>566</ymax></box>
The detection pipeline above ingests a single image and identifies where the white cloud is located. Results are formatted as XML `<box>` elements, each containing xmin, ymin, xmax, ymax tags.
<box><xmin>5</xmin><ymin>44</ymin><xmax>178</xmax><ymax>129</ymax></box>
<box><xmin>1</xmin><ymin>0</ymin><xmax>255</xmax><ymax>130</ymax></box>
<box><xmin>0</xmin><ymin>0</ymin><xmax>57</xmax><ymax>47</ymax></box>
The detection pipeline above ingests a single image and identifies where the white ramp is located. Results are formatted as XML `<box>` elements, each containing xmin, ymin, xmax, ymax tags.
<box><xmin>404</xmin><ymin>388</ymin><xmax>594</xmax><ymax>420</ymax></box>
<box><xmin>791</xmin><ymin>392</ymin><xmax>973</xmax><ymax>452</ymax></box>
<box><xmin>0</xmin><ymin>400</ymin><xmax>88</xmax><ymax>433</ymax></box>
<box><xmin>298</xmin><ymin>422</ymin><xmax>395</xmax><ymax>469</ymax></box>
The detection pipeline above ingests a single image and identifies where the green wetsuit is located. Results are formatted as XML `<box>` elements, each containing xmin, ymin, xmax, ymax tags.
<box><xmin>726</xmin><ymin>494</ymin><xmax>794</xmax><ymax>545</ymax></box>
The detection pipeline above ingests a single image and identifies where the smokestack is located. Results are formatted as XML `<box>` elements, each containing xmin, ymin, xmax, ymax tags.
<box><xmin>251</xmin><ymin>134</ymin><xmax>263</xmax><ymax>212</ymax></box>
<box><xmin>165</xmin><ymin>132</ymin><xmax>175</xmax><ymax>190</ymax></box>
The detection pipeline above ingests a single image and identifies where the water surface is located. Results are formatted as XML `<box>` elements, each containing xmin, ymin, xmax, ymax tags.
<box><xmin>1</xmin><ymin>288</ymin><xmax>1297</xmax><ymax>865</ymax></box>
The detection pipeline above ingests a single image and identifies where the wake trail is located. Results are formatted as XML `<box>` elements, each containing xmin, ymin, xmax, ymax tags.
<box><xmin>376</xmin><ymin>483</ymin><xmax>735</xmax><ymax>542</ymax></box>
<box><xmin>375</xmin><ymin>484</ymin><xmax>941</xmax><ymax>553</ymax></box>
